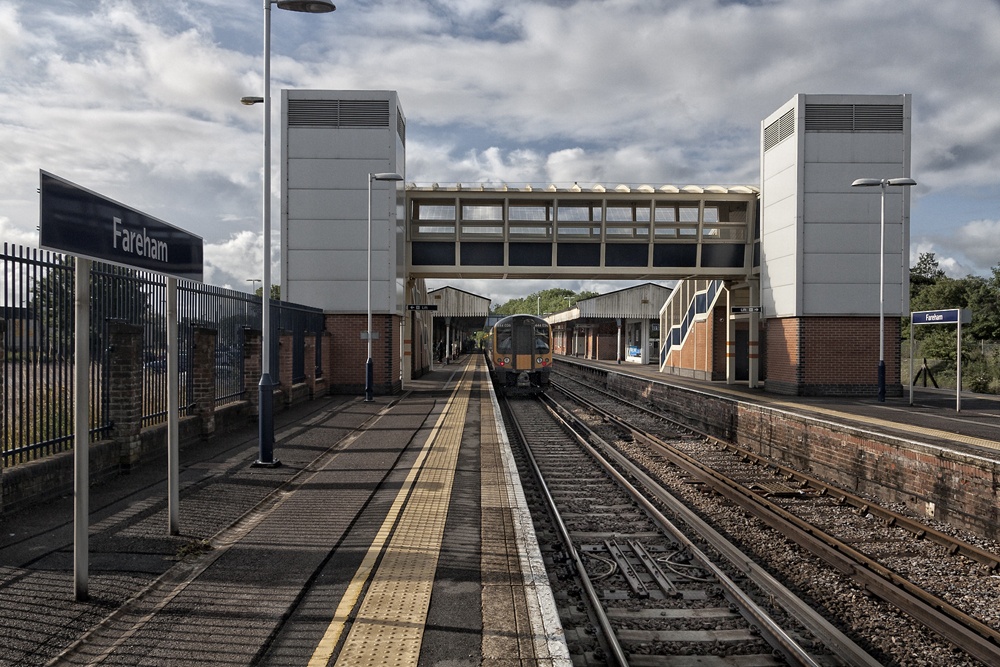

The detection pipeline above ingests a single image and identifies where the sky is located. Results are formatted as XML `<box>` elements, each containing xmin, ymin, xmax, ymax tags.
<box><xmin>2</xmin><ymin>0</ymin><xmax>1000</xmax><ymax>307</ymax></box>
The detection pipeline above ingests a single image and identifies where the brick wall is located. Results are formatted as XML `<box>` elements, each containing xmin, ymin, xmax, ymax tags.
<box><xmin>558</xmin><ymin>358</ymin><xmax>1000</xmax><ymax>541</ymax></box>
<box><xmin>764</xmin><ymin>317</ymin><xmax>801</xmax><ymax>394</ymax></box>
<box><xmin>663</xmin><ymin>313</ymin><xmax>717</xmax><ymax>381</ymax></box>
<box><xmin>108</xmin><ymin>321</ymin><xmax>144</xmax><ymax>470</ymax></box>
<box><xmin>326</xmin><ymin>313</ymin><xmax>401</xmax><ymax>395</ymax></box>
<box><xmin>192</xmin><ymin>327</ymin><xmax>216</xmax><ymax>437</ymax></box>
<box><xmin>766</xmin><ymin>316</ymin><xmax>900</xmax><ymax>396</ymax></box>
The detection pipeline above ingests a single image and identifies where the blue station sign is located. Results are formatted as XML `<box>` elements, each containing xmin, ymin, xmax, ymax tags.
<box><xmin>39</xmin><ymin>170</ymin><xmax>204</xmax><ymax>282</ymax></box>
<box><xmin>911</xmin><ymin>309</ymin><xmax>971</xmax><ymax>326</ymax></box>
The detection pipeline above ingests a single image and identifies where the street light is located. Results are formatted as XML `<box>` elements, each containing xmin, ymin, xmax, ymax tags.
<box><xmin>245</xmin><ymin>0</ymin><xmax>335</xmax><ymax>466</ymax></box>
<box><xmin>247</xmin><ymin>278</ymin><xmax>262</xmax><ymax>293</ymax></box>
<box><xmin>851</xmin><ymin>176</ymin><xmax>917</xmax><ymax>402</ymax></box>
<box><xmin>366</xmin><ymin>172</ymin><xmax>404</xmax><ymax>401</ymax></box>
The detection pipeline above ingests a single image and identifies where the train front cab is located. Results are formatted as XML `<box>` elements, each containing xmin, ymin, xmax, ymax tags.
<box><xmin>491</xmin><ymin>315</ymin><xmax>552</xmax><ymax>395</ymax></box>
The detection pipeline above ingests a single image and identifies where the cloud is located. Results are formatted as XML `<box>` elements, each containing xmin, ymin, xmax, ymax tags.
<box><xmin>3</xmin><ymin>0</ymin><xmax>1000</xmax><ymax>298</ymax></box>
<box><xmin>203</xmin><ymin>230</ymin><xmax>265</xmax><ymax>292</ymax></box>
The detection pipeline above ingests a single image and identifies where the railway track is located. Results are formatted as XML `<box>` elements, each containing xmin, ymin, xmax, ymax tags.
<box><xmin>500</xmin><ymin>392</ymin><xmax>878</xmax><ymax>666</ymax></box>
<box><xmin>551</xmin><ymin>372</ymin><xmax>1000</xmax><ymax>666</ymax></box>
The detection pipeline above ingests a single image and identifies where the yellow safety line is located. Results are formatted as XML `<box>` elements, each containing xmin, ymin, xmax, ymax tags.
<box><xmin>308</xmin><ymin>360</ymin><xmax>473</xmax><ymax>667</ymax></box>
<box><xmin>629</xmin><ymin>366</ymin><xmax>1000</xmax><ymax>453</ymax></box>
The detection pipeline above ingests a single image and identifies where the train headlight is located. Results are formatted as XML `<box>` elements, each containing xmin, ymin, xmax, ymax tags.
<box><xmin>536</xmin><ymin>357</ymin><xmax>543</xmax><ymax>364</ymax></box>
<box><xmin>504</xmin><ymin>357</ymin><xmax>511</xmax><ymax>364</ymax></box>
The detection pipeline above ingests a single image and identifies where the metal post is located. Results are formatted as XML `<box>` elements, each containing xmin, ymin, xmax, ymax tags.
<box><xmin>616</xmin><ymin>318</ymin><xmax>622</xmax><ymax>364</ymax></box>
<box><xmin>878</xmin><ymin>181</ymin><xmax>886</xmax><ymax>402</ymax></box>
<box><xmin>73</xmin><ymin>258</ymin><xmax>90</xmax><ymax>601</ymax></box>
<box><xmin>853</xmin><ymin>177</ymin><xmax>916</xmax><ymax>403</ymax></box>
<box><xmin>167</xmin><ymin>277</ymin><xmax>180</xmax><ymax>534</ymax></box>
<box><xmin>957</xmin><ymin>314</ymin><xmax>962</xmax><ymax>412</ymax></box>
<box><xmin>366</xmin><ymin>173</ymin><xmax>374</xmax><ymax>401</ymax></box>
<box><xmin>256</xmin><ymin>0</ymin><xmax>277</xmax><ymax>464</ymax></box>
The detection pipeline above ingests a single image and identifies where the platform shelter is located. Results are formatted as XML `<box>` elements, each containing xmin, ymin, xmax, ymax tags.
<box><xmin>547</xmin><ymin>283</ymin><xmax>672</xmax><ymax>364</ymax></box>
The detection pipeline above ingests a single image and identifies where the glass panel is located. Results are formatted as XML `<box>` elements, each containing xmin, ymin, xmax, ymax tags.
<box><xmin>607</xmin><ymin>204</ymin><xmax>650</xmax><ymax>222</ymax></box>
<box><xmin>607</xmin><ymin>226</ymin><xmax>649</xmax><ymax>237</ymax></box>
<box><xmin>557</xmin><ymin>226</ymin><xmax>599</xmax><ymax>237</ymax></box>
<box><xmin>679</xmin><ymin>206</ymin><xmax>699</xmax><ymax>222</ymax></box>
<box><xmin>461</xmin><ymin>204</ymin><xmax>502</xmax><ymax>220</ymax></box>
<box><xmin>655</xmin><ymin>206</ymin><xmax>676</xmax><ymax>222</ymax></box>
<box><xmin>703</xmin><ymin>206</ymin><xmax>719</xmax><ymax>223</ymax></box>
<box><xmin>416</xmin><ymin>224</ymin><xmax>455</xmax><ymax>235</ymax></box>
<box><xmin>509</xmin><ymin>204</ymin><xmax>551</xmax><ymax>221</ymax></box>
<box><xmin>707</xmin><ymin>200</ymin><xmax>749</xmax><ymax>223</ymax></box>
<box><xmin>510</xmin><ymin>224</ymin><xmax>550</xmax><ymax>237</ymax></box>
<box><xmin>414</xmin><ymin>203</ymin><xmax>455</xmax><ymax>220</ymax></box>
<box><xmin>461</xmin><ymin>225</ymin><xmax>503</xmax><ymax>235</ymax></box>
<box><xmin>557</xmin><ymin>204</ymin><xmax>601</xmax><ymax>222</ymax></box>
<box><xmin>534</xmin><ymin>324</ymin><xmax>550</xmax><ymax>353</ymax></box>
<box><xmin>701</xmin><ymin>225</ymin><xmax>746</xmax><ymax>241</ymax></box>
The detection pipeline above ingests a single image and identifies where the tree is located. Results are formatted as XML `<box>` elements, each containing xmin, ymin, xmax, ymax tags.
<box><xmin>255</xmin><ymin>284</ymin><xmax>280</xmax><ymax>300</ymax></box>
<box><xmin>911</xmin><ymin>252</ymin><xmax>945</xmax><ymax>283</ymax></box>
<box><xmin>493</xmin><ymin>288</ymin><xmax>597</xmax><ymax>317</ymax></box>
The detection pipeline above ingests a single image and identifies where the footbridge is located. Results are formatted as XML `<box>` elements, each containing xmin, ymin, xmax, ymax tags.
<box><xmin>405</xmin><ymin>183</ymin><xmax>759</xmax><ymax>280</ymax></box>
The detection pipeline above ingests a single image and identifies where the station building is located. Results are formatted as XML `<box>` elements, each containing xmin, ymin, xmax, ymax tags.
<box><xmin>548</xmin><ymin>283</ymin><xmax>672</xmax><ymax>365</ymax></box>
<box><xmin>279</xmin><ymin>90</ymin><xmax>913</xmax><ymax>397</ymax></box>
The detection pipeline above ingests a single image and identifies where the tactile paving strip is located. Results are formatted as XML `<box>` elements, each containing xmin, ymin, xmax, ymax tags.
<box><xmin>331</xmin><ymin>366</ymin><xmax>470</xmax><ymax>667</ymax></box>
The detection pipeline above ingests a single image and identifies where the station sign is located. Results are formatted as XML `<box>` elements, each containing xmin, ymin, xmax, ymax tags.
<box><xmin>407</xmin><ymin>304</ymin><xmax>438</xmax><ymax>311</ymax></box>
<box><xmin>909</xmin><ymin>308</ymin><xmax>972</xmax><ymax>413</ymax></box>
<box><xmin>731</xmin><ymin>306</ymin><xmax>762</xmax><ymax>314</ymax></box>
<box><xmin>39</xmin><ymin>170</ymin><xmax>204</xmax><ymax>282</ymax></box>
<box><xmin>911</xmin><ymin>309</ymin><xmax>971</xmax><ymax>326</ymax></box>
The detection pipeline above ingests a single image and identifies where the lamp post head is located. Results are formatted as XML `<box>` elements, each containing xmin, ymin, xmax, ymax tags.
<box><xmin>371</xmin><ymin>172</ymin><xmax>404</xmax><ymax>182</ymax></box>
<box><xmin>276</xmin><ymin>0</ymin><xmax>335</xmax><ymax>12</ymax></box>
<box><xmin>852</xmin><ymin>177</ymin><xmax>917</xmax><ymax>188</ymax></box>
<box><xmin>241</xmin><ymin>96</ymin><xmax>265</xmax><ymax>106</ymax></box>
<box><xmin>851</xmin><ymin>178</ymin><xmax>883</xmax><ymax>187</ymax></box>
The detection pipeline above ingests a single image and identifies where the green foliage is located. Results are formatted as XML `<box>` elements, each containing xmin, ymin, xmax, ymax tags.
<box><xmin>492</xmin><ymin>288</ymin><xmax>598</xmax><ymax>316</ymax></box>
<box><xmin>906</xmin><ymin>253</ymin><xmax>1000</xmax><ymax>393</ymax></box>
<box><xmin>255</xmin><ymin>284</ymin><xmax>281</xmax><ymax>300</ymax></box>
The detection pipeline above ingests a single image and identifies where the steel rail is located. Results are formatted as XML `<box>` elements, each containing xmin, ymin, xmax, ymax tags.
<box><xmin>500</xmin><ymin>396</ymin><xmax>630</xmax><ymax>667</ymax></box>
<box><xmin>554</xmin><ymin>378</ymin><xmax>1000</xmax><ymax>666</ymax></box>
<box><xmin>557</xmin><ymin>369</ymin><xmax>1000</xmax><ymax>574</ymax></box>
<box><xmin>537</xmin><ymin>393</ymin><xmax>828</xmax><ymax>667</ymax></box>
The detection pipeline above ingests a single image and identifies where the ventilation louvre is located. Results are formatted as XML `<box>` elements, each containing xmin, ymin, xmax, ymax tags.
<box><xmin>805</xmin><ymin>104</ymin><xmax>904</xmax><ymax>132</ymax></box>
<box><xmin>763</xmin><ymin>108</ymin><xmax>795</xmax><ymax>151</ymax></box>
<box><xmin>288</xmin><ymin>99</ymin><xmax>391</xmax><ymax>128</ymax></box>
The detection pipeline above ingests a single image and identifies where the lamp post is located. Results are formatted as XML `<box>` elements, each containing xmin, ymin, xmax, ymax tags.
<box><xmin>244</xmin><ymin>0</ymin><xmax>335</xmax><ymax>466</ymax></box>
<box><xmin>247</xmin><ymin>278</ymin><xmax>262</xmax><ymax>294</ymax></box>
<box><xmin>366</xmin><ymin>172</ymin><xmax>404</xmax><ymax>401</ymax></box>
<box><xmin>851</xmin><ymin>177</ymin><xmax>917</xmax><ymax>402</ymax></box>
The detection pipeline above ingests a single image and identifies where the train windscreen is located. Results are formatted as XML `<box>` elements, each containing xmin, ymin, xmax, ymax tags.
<box><xmin>534</xmin><ymin>324</ymin><xmax>550</xmax><ymax>354</ymax></box>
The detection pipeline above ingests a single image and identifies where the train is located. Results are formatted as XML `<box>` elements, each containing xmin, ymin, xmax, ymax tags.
<box><xmin>484</xmin><ymin>314</ymin><xmax>553</xmax><ymax>396</ymax></box>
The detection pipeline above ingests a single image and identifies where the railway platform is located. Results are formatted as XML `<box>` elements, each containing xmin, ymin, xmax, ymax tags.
<box><xmin>560</xmin><ymin>356</ymin><xmax>1000</xmax><ymax>455</ymax></box>
<box><xmin>0</xmin><ymin>355</ymin><xmax>568</xmax><ymax>666</ymax></box>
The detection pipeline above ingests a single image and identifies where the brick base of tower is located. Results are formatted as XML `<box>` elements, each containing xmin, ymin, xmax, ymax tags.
<box><xmin>325</xmin><ymin>313</ymin><xmax>402</xmax><ymax>396</ymax></box>
<box><xmin>764</xmin><ymin>316</ymin><xmax>901</xmax><ymax>397</ymax></box>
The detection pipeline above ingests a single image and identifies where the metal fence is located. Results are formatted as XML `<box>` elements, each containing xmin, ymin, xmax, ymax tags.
<box><xmin>2</xmin><ymin>242</ymin><xmax>325</xmax><ymax>467</ymax></box>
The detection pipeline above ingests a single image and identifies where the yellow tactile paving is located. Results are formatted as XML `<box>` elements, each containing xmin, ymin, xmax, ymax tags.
<box><xmin>319</xmin><ymin>361</ymin><xmax>471</xmax><ymax>667</ymax></box>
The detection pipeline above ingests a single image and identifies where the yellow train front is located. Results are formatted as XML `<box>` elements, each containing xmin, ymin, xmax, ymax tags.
<box><xmin>485</xmin><ymin>314</ymin><xmax>553</xmax><ymax>396</ymax></box>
